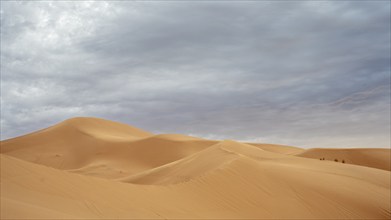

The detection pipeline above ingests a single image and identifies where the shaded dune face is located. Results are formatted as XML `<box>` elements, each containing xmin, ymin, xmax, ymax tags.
<box><xmin>1</xmin><ymin>117</ymin><xmax>390</xmax><ymax>219</ymax></box>
<box><xmin>0</xmin><ymin>117</ymin><xmax>217</xmax><ymax>177</ymax></box>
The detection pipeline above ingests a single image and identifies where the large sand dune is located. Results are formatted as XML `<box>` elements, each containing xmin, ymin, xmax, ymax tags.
<box><xmin>1</xmin><ymin>117</ymin><xmax>390</xmax><ymax>219</ymax></box>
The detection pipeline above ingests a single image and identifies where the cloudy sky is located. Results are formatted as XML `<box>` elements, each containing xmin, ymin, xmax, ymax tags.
<box><xmin>1</xmin><ymin>1</ymin><xmax>390</xmax><ymax>148</ymax></box>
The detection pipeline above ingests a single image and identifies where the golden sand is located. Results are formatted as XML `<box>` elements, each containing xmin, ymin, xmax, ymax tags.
<box><xmin>1</xmin><ymin>117</ymin><xmax>390</xmax><ymax>219</ymax></box>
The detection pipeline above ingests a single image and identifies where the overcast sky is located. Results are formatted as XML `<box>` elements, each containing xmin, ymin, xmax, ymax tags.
<box><xmin>1</xmin><ymin>1</ymin><xmax>390</xmax><ymax>148</ymax></box>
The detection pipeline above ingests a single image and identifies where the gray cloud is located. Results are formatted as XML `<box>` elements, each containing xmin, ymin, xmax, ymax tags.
<box><xmin>1</xmin><ymin>1</ymin><xmax>390</xmax><ymax>148</ymax></box>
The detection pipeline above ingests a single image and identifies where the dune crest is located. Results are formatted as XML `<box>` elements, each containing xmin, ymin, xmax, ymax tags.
<box><xmin>1</xmin><ymin>117</ymin><xmax>390</xmax><ymax>219</ymax></box>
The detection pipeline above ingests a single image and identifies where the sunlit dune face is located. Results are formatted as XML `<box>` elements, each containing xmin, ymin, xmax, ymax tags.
<box><xmin>1</xmin><ymin>117</ymin><xmax>390</xmax><ymax>219</ymax></box>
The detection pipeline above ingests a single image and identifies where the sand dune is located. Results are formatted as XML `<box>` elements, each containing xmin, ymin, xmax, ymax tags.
<box><xmin>247</xmin><ymin>142</ymin><xmax>304</xmax><ymax>155</ymax></box>
<box><xmin>0</xmin><ymin>117</ymin><xmax>153</xmax><ymax>169</ymax></box>
<box><xmin>1</xmin><ymin>117</ymin><xmax>390</xmax><ymax>219</ymax></box>
<box><xmin>1</xmin><ymin>117</ymin><xmax>216</xmax><ymax>179</ymax></box>
<box><xmin>296</xmin><ymin>148</ymin><xmax>391</xmax><ymax>171</ymax></box>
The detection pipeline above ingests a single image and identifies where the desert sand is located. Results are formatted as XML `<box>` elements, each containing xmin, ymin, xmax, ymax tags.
<box><xmin>1</xmin><ymin>117</ymin><xmax>390</xmax><ymax>219</ymax></box>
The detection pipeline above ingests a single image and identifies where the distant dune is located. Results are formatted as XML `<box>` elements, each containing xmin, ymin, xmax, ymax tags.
<box><xmin>1</xmin><ymin>117</ymin><xmax>390</xmax><ymax>219</ymax></box>
<box><xmin>296</xmin><ymin>148</ymin><xmax>391</xmax><ymax>171</ymax></box>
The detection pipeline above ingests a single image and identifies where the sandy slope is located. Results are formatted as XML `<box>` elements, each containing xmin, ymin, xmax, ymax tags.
<box><xmin>247</xmin><ymin>142</ymin><xmax>304</xmax><ymax>155</ymax></box>
<box><xmin>1</xmin><ymin>117</ymin><xmax>390</xmax><ymax>219</ymax></box>
<box><xmin>0</xmin><ymin>117</ymin><xmax>153</xmax><ymax>169</ymax></box>
<box><xmin>1</xmin><ymin>117</ymin><xmax>216</xmax><ymax>179</ymax></box>
<box><xmin>296</xmin><ymin>148</ymin><xmax>391</xmax><ymax>171</ymax></box>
